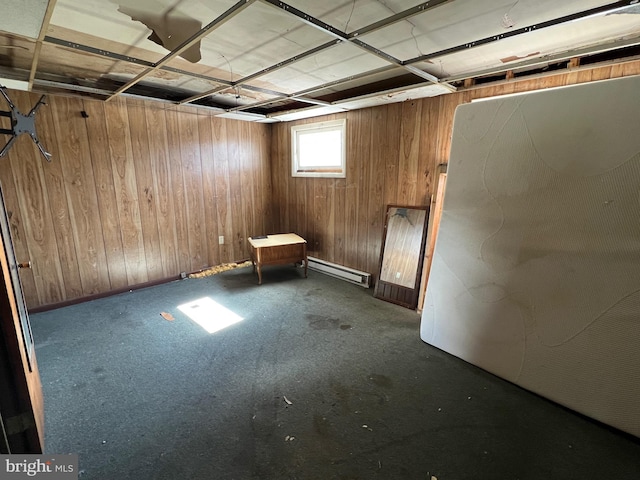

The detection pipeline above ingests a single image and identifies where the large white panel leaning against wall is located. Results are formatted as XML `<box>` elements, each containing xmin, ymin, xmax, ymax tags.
<box><xmin>421</xmin><ymin>75</ymin><xmax>640</xmax><ymax>438</ymax></box>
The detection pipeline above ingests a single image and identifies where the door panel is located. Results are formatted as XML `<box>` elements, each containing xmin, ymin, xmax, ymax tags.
<box><xmin>0</xmin><ymin>183</ymin><xmax>44</xmax><ymax>453</ymax></box>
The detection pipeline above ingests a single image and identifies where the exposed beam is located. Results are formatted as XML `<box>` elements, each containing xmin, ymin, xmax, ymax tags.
<box><xmin>226</xmin><ymin>94</ymin><xmax>330</xmax><ymax>113</ymax></box>
<box><xmin>180</xmin><ymin>85</ymin><xmax>229</xmax><ymax>105</ymax></box>
<box><xmin>403</xmin><ymin>0</ymin><xmax>640</xmax><ymax>66</ymax></box>
<box><xmin>106</xmin><ymin>0</ymin><xmax>256</xmax><ymax>101</ymax></box>
<box><xmin>28</xmin><ymin>0</ymin><xmax>58</xmax><ymax>91</ymax></box>
<box><xmin>33</xmin><ymin>78</ymin><xmax>225</xmax><ymax>112</ymax></box>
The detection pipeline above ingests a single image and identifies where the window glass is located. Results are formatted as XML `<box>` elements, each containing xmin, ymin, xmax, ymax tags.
<box><xmin>291</xmin><ymin>119</ymin><xmax>346</xmax><ymax>177</ymax></box>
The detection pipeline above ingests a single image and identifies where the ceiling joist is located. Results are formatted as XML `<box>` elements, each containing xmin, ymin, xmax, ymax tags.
<box><xmin>28</xmin><ymin>0</ymin><xmax>58</xmax><ymax>91</ymax></box>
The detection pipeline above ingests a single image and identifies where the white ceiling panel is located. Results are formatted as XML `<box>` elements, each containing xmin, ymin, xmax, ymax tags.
<box><xmin>138</xmin><ymin>70</ymin><xmax>224</xmax><ymax>94</ymax></box>
<box><xmin>51</xmin><ymin>0</ymin><xmax>239</xmax><ymax>60</ymax></box>
<box><xmin>418</xmin><ymin>11</ymin><xmax>640</xmax><ymax>79</ymax></box>
<box><xmin>1</xmin><ymin>0</ymin><xmax>638</xmax><ymax>120</ymax></box>
<box><xmin>0</xmin><ymin>0</ymin><xmax>48</xmax><ymax>39</ymax></box>
<box><xmin>197</xmin><ymin>1</ymin><xmax>334</xmax><ymax>81</ymax></box>
<box><xmin>284</xmin><ymin>0</ymin><xmax>427</xmax><ymax>33</ymax></box>
<box><xmin>361</xmin><ymin>0</ymin><xmax>624</xmax><ymax>61</ymax></box>
<box><xmin>248</xmin><ymin>41</ymin><xmax>391</xmax><ymax>94</ymax></box>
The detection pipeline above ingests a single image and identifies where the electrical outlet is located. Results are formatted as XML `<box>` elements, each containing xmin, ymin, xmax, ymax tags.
<box><xmin>218</xmin><ymin>236</ymin><xmax>224</xmax><ymax>245</ymax></box>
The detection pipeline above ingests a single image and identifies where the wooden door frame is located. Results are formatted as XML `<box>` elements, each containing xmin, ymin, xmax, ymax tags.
<box><xmin>417</xmin><ymin>167</ymin><xmax>448</xmax><ymax>313</ymax></box>
<box><xmin>0</xmin><ymin>190</ymin><xmax>44</xmax><ymax>453</ymax></box>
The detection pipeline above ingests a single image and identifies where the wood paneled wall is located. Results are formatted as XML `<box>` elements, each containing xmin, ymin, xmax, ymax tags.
<box><xmin>2</xmin><ymin>60</ymin><xmax>639</xmax><ymax>309</ymax></box>
<box><xmin>271</xmin><ymin>60</ymin><xmax>640</xmax><ymax>281</ymax></box>
<box><xmin>0</xmin><ymin>92</ymin><xmax>271</xmax><ymax>309</ymax></box>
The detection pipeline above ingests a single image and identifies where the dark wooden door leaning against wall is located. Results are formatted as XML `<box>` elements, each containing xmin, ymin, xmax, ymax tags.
<box><xmin>0</xmin><ymin>182</ymin><xmax>44</xmax><ymax>453</ymax></box>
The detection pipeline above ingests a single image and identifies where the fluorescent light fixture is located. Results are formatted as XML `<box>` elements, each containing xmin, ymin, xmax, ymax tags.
<box><xmin>216</xmin><ymin>111</ymin><xmax>267</xmax><ymax>121</ymax></box>
<box><xmin>334</xmin><ymin>83</ymin><xmax>452</xmax><ymax>111</ymax></box>
<box><xmin>177</xmin><ymin>297</ymin><xmax>243</xmax><ymax>334</ymax></box>
<box><xmin>256</xmin><ymin>117</ymin><xmax>281</xmax><ymax>123</ymax></box>
<box><xmin>270</xmin><ymin>105</ymin><xmax>347</xmax><ymax>122</ymax></box>
<box><xmin>0</xmin><ymin>78</ymin><xmax>30</xmax><ymax>91</ymax></box>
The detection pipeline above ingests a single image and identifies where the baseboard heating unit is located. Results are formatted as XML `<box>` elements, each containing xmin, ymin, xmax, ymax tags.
<box><xmin>306</xmin><ymin>256</ymin><xmax>371</xmax><ymax>288</ymax></box>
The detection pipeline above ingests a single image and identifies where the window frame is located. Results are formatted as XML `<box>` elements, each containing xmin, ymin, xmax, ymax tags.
<box><xmin>291</xmin><ymin>119</ymin><xmax>346</xmax><ymax>178</ymax></box>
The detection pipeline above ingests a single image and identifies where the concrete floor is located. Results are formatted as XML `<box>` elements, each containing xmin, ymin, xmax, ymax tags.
<box><xmin>30</xmin><ymin>265</ymin><xmax>640</xmax><ymax>479</ymax></box>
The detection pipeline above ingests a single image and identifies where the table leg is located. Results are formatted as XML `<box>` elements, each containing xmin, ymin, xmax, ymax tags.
<box><xmin>257</xmin><ymin>263</ymin><xmax>262</xmax><ymax>285</ymax></box>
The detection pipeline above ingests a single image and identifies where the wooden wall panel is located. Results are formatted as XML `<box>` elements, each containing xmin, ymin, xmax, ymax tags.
<box><xmin>225</xmin><ymin>120</ymin><xmax>243</xmax><ymax>260</ymax></box>
<box><xmin>1</xmin><ymin>93</ymin><xmax>271</xmax><ymax>309</ymax></box>
<box><xmin>367</xmin><ymin>106</ymin><xmax>388</xmax><ymax>274</ymax></box>
<box><xmin>50</xmin><ymin>96</ymin><xmax>111</xmax><ymax>296</ymax></box>
<box><xmin>417</xmin><ymin>98</ymin><xmax>439</xmax><ymax>203</ymax></box>
<box><xmin>239</xmin><ymin>121</ymin><xmax>254</xmax><ymax>247</ymax></box>
<box><xmin>196</xmin><ymin>111</ymin><xmax>220</xmax><ymax>268</ymax></box>
<box><xmin>355</xmin><ymin>110</ymin><xmax>372</xmax><ymax>272</ymax></box>
<box><xmin>7</xmin><ymin>92</ymin><xmax>65</xmax><ymax>306</ymax></box>
<box><xmin>0</xmin><ymin>145</ymin><xmax>39</xmax><ymax>307</ymax></box>
<box><xmin>178</xmin><ymin>111</ymin><xmax>207</xmax><ymax>272</ymax></box>
<box><xmin>164</xmin><ymin>106</ymin><xmax>192</xmax><ymax>274</ymax></box>
<box><xmin>27</xmin><ymin>94</ymin><xmax>80</xmax><ymax>302</ymax></box>
<box><xmin>383</xmin><ymin>103</ymin><xmax>402</xmax><ymax>207</ymax></box>
<box><xmin>83</xmin><ymin>100</ymin><xmax>128</xmax><ymax>291</ymax></box>
<box><xmin>104</xmin><ymin>98</ymin><xmax>148</xmax><ymax>285</ymax></box>
<box><xmin>211</xmin><ymin>118</ymin><xmax>233</xmax><ymax>264</ymax></box>
<box><xmin>127</xmin><ymin>100</ymin><xmax>163</xmax><ymax>282</ymax></box>
<box><xmin>271</xmin><ymin>118</ymin><xmax>288</xmax><ymax>235</ymax></box>
<box><xmin>271</xmin><ymin>62</ymin><xmax>640</xmax><ymax>283</ymax></box>
<box><xmin>1</xmin><ymin>60</ymin><xmax>638</xmax><ymax>308</ymax></box>
<box><xmin>144</xmin><ymin>105</ymin><xmax>179</xmax><ymax>278</ymax></box>
<box><xmin>258</xmin><ymin>124</ymin><xmax>273</xmax><ymax>235</ymax></box>
<box><xmin>398</xmin><ymin>101</ymin><xmax>421</xmax><ymax>206</ymax></box>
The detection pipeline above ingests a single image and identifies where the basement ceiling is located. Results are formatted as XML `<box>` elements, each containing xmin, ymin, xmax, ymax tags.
<box><xmin>1</xmin><ymin>0</ymin><xmax>639</xmax><ymax>121</ymax></box>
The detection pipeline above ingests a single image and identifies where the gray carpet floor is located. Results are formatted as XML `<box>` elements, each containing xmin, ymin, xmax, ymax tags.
<box><xmin>30</xmin><ymin>265</ymin><xmax>640</xmax><ymax>479</ymax></box>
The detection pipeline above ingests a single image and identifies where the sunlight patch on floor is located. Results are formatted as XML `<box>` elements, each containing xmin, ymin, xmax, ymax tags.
<box><xmin>177</xmin><ymin>297</ymin><xmax>243</xmax><ymax>334</ymax></box>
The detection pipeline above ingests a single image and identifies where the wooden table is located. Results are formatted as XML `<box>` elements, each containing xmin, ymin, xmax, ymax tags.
<box><xmin>248</xmin><ymin>233</ymin><xmax>308</xmax><ymax>285</ymax></box>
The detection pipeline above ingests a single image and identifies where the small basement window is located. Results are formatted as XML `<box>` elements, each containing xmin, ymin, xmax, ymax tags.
<box><xmin>291</xmin><ymin>119</ymin><xmax>346</xmax><ymax>178</ymax></box>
